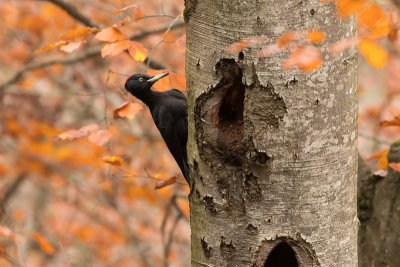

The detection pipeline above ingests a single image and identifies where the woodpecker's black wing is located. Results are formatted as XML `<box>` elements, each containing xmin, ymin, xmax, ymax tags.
<box><xmin>151</xmin><ymin>90</ymin><xmax>189</xmax><ymax>184</ymax></box>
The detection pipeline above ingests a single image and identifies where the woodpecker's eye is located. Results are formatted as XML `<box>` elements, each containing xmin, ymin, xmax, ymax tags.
<box><xmin>138</xmin><ymin>78</ymin><xmax>144</xmax><ymax>82</ymax></box>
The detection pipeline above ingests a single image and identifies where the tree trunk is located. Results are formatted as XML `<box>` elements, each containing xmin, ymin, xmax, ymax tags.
<box><xmin>185</xmin><ymin>1</ymin><xmax>358</xmax><ymax>266</ymax></box>
<box><xmin>358</xmin><ymin>145</ymin><xmax>400</xmax><ymax>267</ymax></box>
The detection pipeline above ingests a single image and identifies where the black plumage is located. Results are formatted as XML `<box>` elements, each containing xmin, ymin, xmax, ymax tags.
<box><xmin>124</xmin><ymin>73</ymin><xmax>189</xmax><ymax>185</ymax></box>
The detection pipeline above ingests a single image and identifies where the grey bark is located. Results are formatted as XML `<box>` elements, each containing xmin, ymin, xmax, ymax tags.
<box><xmin>185</xmin><ymin>0</ymin><xmax>358</xmax><ymax>266</ymax></box>
<box><xmin>358</xmin><ymin>144</ymin><xmax>400</xmax><ymax>267</ymax></box>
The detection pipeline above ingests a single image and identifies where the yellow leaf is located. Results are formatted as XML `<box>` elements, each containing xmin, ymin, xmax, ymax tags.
<box><xmin>128</xmin><ymin>41</ymin><xmax>147</xmax><ymax>62</ymax></box>
<box><xmin>359</xmin><ymin>39</ymin><xmax>388</xmax><ymax>69</ymax></box>
<box><xmin>307</xmin><ymin>30</ymin><xmax>326</xmax><ymax>44</ymax></box>
<box><xmin>57</xmin><ymin>27</ymin><xmax>99</xmax><ymax>41</ymax></box>
<box><xmin>95</xmin><ymin>27</ymin><xmax>128</xmax><ymax>42</ymax></box>
<box><xmin>337</xmin><ymin>0</ymin><xmax>367</xmax><ymax>18</ymax></box>
<box><xmin>102</xmin><ymin>156</ymin><xmax>123</xmax><ymax>166</ymax></box>
<box><xmin>31</xmin><ymin>233</ymin><xmax>54</xmax><ymax>254</ymax></box>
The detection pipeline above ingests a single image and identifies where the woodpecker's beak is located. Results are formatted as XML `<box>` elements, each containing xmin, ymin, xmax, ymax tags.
<box><xmin>148</xmin><ymin>72</ymin><xmax>169</xmax><ymax>83</ymax></box>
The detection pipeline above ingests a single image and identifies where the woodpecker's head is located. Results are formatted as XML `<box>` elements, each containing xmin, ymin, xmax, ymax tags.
<box><xmin>124</xmin><ymin>73</ymin><xmax>169</xmax><ymax>96</ymax></box>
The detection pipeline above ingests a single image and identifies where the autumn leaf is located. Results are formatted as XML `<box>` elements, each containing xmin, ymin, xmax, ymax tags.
<box><xmin>128</xmin><ymin>41</ymin><xmax>147</xmax><ymax>62</ymax></box>
<box><xmin>155</xmin><ymin>176</ymin><xmax>177</xmax><ymax>189</ymax></box>
<box><xmin>169</xmin><ymin>73</ymin><xmax>186</xmax><ymax>90</ymax></box>
<box><xmin>114</xmin><ymin>4</ymin><xmax>137</xmax><ymax>16</ymax></box>
<box><xmin>283</xmin><ymin>46</ymin><xmax>322</xmax><ymax>72</ymax></box>
<box><xmin>378</xmin><ymin>150</ymin><xmax>389</xmax><ymax>170</ymax></box>
<box><xmin>102</xmin><ymin>156</ymin><xmax>123</xmax><ymax>166</ymax></box>
<box><xmin>328</xmin><ymin>37</ymin><xmax>358</xmax><ymax>55</ymax></box>
<box><xmin>0</xmin><ymin>226</ymin><xmax>23</xmax><ymax>242</ymax></box>
<box><xmin>226</xmin><ymin>36</ymin><xmax>268</xmax><ymax>53</ymax></box>
<box><xmin>113</xmin><ymin>102</ymin><xmax>143</xmax><ymax>119</ymax></box>
<box><xmin>336</xmin><ymin>0</ymin><xmax>366</xmax><ymax>18</ymax></box>
<box><xmin>54</xmin><ymin>124</ymin><xmax>99</xmax><ymax>141</ymax></box>
<box><xmin>101</xmin><ymin>40</ymin><xmax>132</xmax><ymax>57</ymax></box>
<box><xmin>358</xmin><ymin>4</ymin><xmax>390</xmax><ymax>39</ymax></box>
<box><xmin>176</xmin><ymin>34</ymin><xmax>186</xmax><ymax>53</ymax></box>
<box><xmin>389</xmin><ymin>162</ymin><xmax>400</xmax><ymax>173</ymax></box>
<box><xmin>31</xmin><ymin>233</ymin><xmax>54</xmax><ymax>254</ymax></box>
<box><xmin>380</xmin><ymin>115</ymin><xmax>400</xmax><ymax>127</ymax></box>
<box><xmin>307</xmin><ymin>30</ymin><xmax>326</xmax><ymax>44</ymax></box>
<box><xmin>60</xmin><ymin>40</ymin><xmax>86</xmax><ymax>53</ymax></box>
<box><xmin>57</xmin><ymin>27</ymin><xmax>99</xmax><ymax>41</ymax></box>
<box><xmin>113</xmin><ymin>16</ymin><xmax>131</xmax><ymax>28</ymax></box>
<box><xmin>95</xmin><ymin>27</ymin><xmax>128</xmax><ymax>42</ymax></box>
<box><xmin>365</xmin><ymin>149</ymin><xmax>389</xmax><ymax>161</ymax></box>
<box><xmin>34</xmin><ymin>40</ymin><xmax>68</xmax><ymax>53</ymax></box>
<box><xmin>88</xmin><ymin>130</ymin><xmax>112</xmax><ymax>146</ymax></box>
<box><xmin>133</xmin><ymin>7</ymin><xmax>144</xmax><ymax>21</ymax></box>
<box><xmin>359</xmin><ymin>39</ymin><xmax>388</xmax><ymax>69</ymax></box>
<box><xmin>277</xmin><ymin>32</ymin><xmax>303</xmax><ymax>48</ymax></box>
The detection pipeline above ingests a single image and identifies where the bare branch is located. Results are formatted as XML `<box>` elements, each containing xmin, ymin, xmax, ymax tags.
<box><xmin>44</xmin><ymin>0</ymin><xmax>100</xmax><ymax>28</ymax></box>
<box><xmin>0</xmin><ymin>173</ymin><xmax>27</xmax><ymax>220</ymax></box>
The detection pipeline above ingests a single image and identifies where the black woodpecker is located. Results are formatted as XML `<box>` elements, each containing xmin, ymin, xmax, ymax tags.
<box><xmin>124</xmin><ymin>73</ymin><xmax>189</xmax><ymax>185</ymax></box>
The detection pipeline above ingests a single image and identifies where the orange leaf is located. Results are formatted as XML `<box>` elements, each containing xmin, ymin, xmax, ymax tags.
<box><xmin>31</xmin><ymin>233</ymin><xmax>54</xmax><ymax>254</ymax></box>
<box><xmin>114</xmin><ymin>4</ymin><xmax>137</xmax><ymax>15</ymax></box>
<box><xmin>169</xmin><ymin>73</ymin><xmax>186</xmax><ymax>90</ymax></box>
<box><xmin>89</xmin><ymin>130</ymin><xmax>112</xmax><ymax>146</ymax></box>
<box><xmin>389</xmin><ymin>162</ymin><xmax>400</xmax><ymax>173</ymax></box>
<box><xmin>155</xmin><ymin>176</ymin><xmax>177</xmax><ymax>189</ymax></box>
<box><xmin>358</xmin><ymin>4</ymin><xmax>387</xmax><ymax>28</ymax></box>
<box><xmin>0</xmin><ymin>226</ymin><xmax>23</xmax><ymax>242</ymax></box>
<box><xmin>359</xmin><ymin>39</ymin><xmax>388</xmax><ymax>69</ymax></box>
<box><xmin>358</xmin><ymin>4</ymin><xmax>390</xmax><ymax>39</ymax></box>
<box><xmin>113</xmin><ymin>102</ymin><xmax>142</xmax><ymax>119</ymax></box>
<box><xmin>277</xmin><ymin>32</ymin><xmax>303</xmax><ymax>48</ymax></box>
<box><xmin>337</xmin><ymin>0</ymin><xmax>367</xmax><ymax>18</ymax></box>
<box><xmin>328</xmin><ymin>37</ymin><xmax>358</xmax><ymax>55</ymax></box>
<box><xmin>113</xmin><ymin>16</ymin><xmax>131</xmax><ymax>27</ymax></box>
<box><xmin>380</xmin><ymin>117</ymin><xmax>400</xmax><ymax>127</ymax></box>
<box><xmin>365</xmin><ymin>149</ymin><xmax>388</xmax><ymax>161</ymax></box>
<box><xmin>128</xmin><ymin>41</ymin><xmax>147</xmax><ymax>62</ymax></box>
<box><xmin>101</xmin><ymin>40</ymin><xmax>132</xmax><ymax>58</ymax></box>
<box><xmin>54</xmin><ymin>124</ymin><xmax>99</xmax><ymax>141</ymax></box>
<box><xmin>95</xmin><ymin>27</ymin><xmax>128</xmax><ymax>42</ymax></box>
<box><xmin>378</xmin><ymin>149</ymin><xmax>389</xmax><ymax>170</ymax></box>
<box><xmin>226</xmin><ymin>36</ymin><xmax>268</xmax><ymax>53</ymax></box>
<box><xmin>133</xmin><ymin>7</ymin><xmax>144</xmax><ymax>20</ymax></box>
<box><xmin>57</xmin><ymin>27</ymin><xmax>99</xmax><ymax>41</ymax></box>
<box><xmin>102</xmin><ymin>156</ymin><xmax>123</xmax><ymax>166</ymax></box>
<box><xmin>60</xmin><ymin>41</ymin><xmax>86</xmax><ymax>53</ymax></box>
<box><xmin>307</xmin><ymin>30</ymin><xmax>326</xmax><ymax>44</ymax></box>
<box><xmin>283</xmin><ymin>46</ymin><xmax>322</xmax><ymax>72</ymax></box>
<box><xmin>176</xmin><ymin>34</ymin><xmax>186</xmax><ymax>53</ymax></box>
<box><xmin>34</xmin><ymin>40</ymin><xmax>68</xmax><ymax>53</ymax></box>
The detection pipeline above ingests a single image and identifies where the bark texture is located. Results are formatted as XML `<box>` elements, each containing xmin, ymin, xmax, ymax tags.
<box><xmin>358</xmin><ymin>145</ymin><xmax>400</xmax><ymax>267</ymax></box>
<box><xmin>185</xmin><ymin>1</ymin><xmax>358</xmax><ymax>266</ymax></box>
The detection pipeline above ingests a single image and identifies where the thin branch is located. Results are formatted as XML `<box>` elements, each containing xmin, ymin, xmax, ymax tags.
<box><xmin>0</xmin><ymin>173</ymin><xmax>27</xmax><ymax>220</ymax></box>
<box><xmin>44</xmin><ymin>0</ymin><xmax>100</xmax><ymax>28</ymax></box>
<box><xmin>0</xmin><ymin>22</ymin><xmax>185</xmax><ymax>92</ymax></box>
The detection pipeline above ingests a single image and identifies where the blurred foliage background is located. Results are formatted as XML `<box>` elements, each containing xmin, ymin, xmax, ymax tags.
<box><xmin>0</xmin><ymin>0</ymin><xmax>400</xmax><ymax>266</ymax></box>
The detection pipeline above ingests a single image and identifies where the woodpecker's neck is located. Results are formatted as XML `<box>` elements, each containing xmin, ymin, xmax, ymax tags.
<box><xmin>134</xmin><ymin>88</ymin><xmax>162</xmax><ymax>109</ymax></box>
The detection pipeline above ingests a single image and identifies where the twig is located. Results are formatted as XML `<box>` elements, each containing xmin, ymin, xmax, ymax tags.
<box><xmin>44</xmin><ymin>0</ymin><xmax>100</xmax><ymax>28</ymax></box>
<box><xmin>0</xmin><ymin>173</ymin><xmax>27</xmax><ymax>220</ymax></box>
<box><xmin>0</xmin><ymin>22</ymin><xmax>185</xmax><ymax>92</ymax></box>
